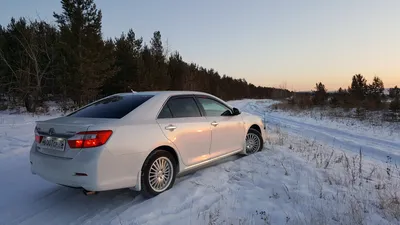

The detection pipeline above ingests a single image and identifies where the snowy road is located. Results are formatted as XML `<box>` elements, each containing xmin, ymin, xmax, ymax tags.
<box><xmin>0</xmin><ymin>99</ymin><xmax>399</xmax><ymax>225</ymax></box>
<box><xmin>267</xmin><ymin>113</ymin><xmax>400</xmax><ymax>162</ymax></box>
<box><xmin>240</xmin><ymin>100</ymin><xmax>400</xmax><ymax>164</ymax></box>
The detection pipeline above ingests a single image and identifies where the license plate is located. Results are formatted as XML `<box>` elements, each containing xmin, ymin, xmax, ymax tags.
<box><xmin>40</xmin><ymin>136</ymin><xmax>66</xmax><ymax>151</ymax></box>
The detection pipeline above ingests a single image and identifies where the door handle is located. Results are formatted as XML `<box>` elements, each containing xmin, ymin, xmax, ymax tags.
<box><xmin>211</xmin><ymin>121</ymin><xmax>218</xmax><ymax>126</ymax></box>
<box><xmin>165</xmin><ymin>124</ymin><xmax>177</xmax><ymax>131</ymax></box>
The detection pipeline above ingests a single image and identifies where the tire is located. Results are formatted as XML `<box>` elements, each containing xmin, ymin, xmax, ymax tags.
<box><xmin>245</xmin><ymin>128</ymin><xmax>264</xmax><ymax>155</ymax></box>
<box><xmin>141</xmin><ymin>150</ymin><xmax>177</xmax><ymax>198</ymax></box>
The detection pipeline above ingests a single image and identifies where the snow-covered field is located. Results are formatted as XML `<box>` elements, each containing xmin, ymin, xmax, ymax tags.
<box><xmin>1</xmin><ymin>99</ymin><xmax>400</xmax><ymax>225</ymax></box>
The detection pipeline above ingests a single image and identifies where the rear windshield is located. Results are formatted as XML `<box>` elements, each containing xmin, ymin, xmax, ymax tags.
<box><xmin>68</xmin><ymin>94</ymin><xmax>153</xmax><ymax>119</ymax></box>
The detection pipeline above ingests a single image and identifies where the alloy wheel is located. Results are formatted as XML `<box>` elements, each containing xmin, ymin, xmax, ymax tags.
<box><xmin>148</xmin><ymin>156</ymin><xmax>174</xmax><ymax>192</ymax></box>
<box><xmin>246</xmin><ymin>132</ymin><xmax>261</xmax><ymax>154</ymax></box>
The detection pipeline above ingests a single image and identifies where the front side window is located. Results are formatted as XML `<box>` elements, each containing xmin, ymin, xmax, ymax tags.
<box><xmin>197</xmin><ymin>97</ymin><xmax>232</xmax><ymax>117</ymax></box>
<box><xmin>68</xmin><ymin>94</ymin><xmax>153</xmax><ymax>119</ymax></box>
<box><xmin>166</xmin><ymin>97</ymin><xmax>201</xmax><ymax>118</ymax></box>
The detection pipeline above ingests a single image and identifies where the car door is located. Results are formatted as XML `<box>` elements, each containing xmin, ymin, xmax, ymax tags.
<box><xmin>195</xmin><ymin>96</ymin><xmax>245</xmax><ymax>159</ymax></box>
<box><xmin>156</xmin><ymin>95</ymin><xmax>212</xmax><ymax>166</ymax></box>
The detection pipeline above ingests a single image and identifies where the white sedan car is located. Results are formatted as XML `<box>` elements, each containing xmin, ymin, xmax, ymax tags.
<box><xmin>30</xmin><ymin>91</ymin><xmax>267</xmax><ymax>197</ymax></box>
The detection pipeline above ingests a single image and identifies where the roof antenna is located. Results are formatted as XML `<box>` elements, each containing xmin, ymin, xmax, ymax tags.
<box><xmin>128</xmin><ymin>86</ymin><xmax>137</xmax><ymax>93</ymax></box>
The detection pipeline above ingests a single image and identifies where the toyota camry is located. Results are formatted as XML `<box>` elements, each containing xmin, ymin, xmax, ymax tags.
<box><xmin>30</xmin><ymin>91</ymin><xmax>267</xmax><ymax>197</ymax></box>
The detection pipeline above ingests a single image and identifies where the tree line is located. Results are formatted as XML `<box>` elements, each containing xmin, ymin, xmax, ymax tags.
<box><xmin>0</xmin><ymin>0</ymin><xmax>291</xmax><ymax>113</ymax></box>
<box><xmin>291</xmin><ymin>74</ymin><xmax>399</xmax><ymax>113</ymax></box>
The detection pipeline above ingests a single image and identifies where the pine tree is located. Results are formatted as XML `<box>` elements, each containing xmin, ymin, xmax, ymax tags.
<box><xmin>367</xmin><ymin>76</ymin><xmax>384</xmax><ymax>101</ymax></box>
<box><xmin>149</xmin><ymin>31</ymin><xmax>169</xmax><ymax>90</ymax></box>
<box><xmin>53</xmin><ymin>0</ymin><xmax>116</xmax><ymax>106</ymax></box>
<box><xmin>0</xmin><ymin>24</ymin><xmax>10</xmax><ymax>100</ymax></box>
<box><xmin>313</xmin><ymin>82</ymin><xmax>327</xmax><ymax>105</ymax></box>
<box><xmin>139</xmin><ymin>45</ymin><xmax>156</xmax><ymax>90</ymax></box>
<box><xmin>150</xmin><ymin>31</ymin><xmax>164</xmax><ymax>63</ymax></box>
<box><xmin>168</xmin><ymin>51</ymin><xmax>186</xmax><ymax>90</ymax></box>
<box><xmin>102</xmin><ymin>29</ymin><xmax>143</xmax><ymax>94</ymax></box>
<box><xmin>348</xmin><ymin>74</ymin><xmax>368</xmax><ymax>101</ymax></box>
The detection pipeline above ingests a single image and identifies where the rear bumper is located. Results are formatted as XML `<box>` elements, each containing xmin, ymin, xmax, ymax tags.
<box><xmin>30</xmin><ymin>143</ymin><xmax>147</xmax><ymax>191</ymax></box>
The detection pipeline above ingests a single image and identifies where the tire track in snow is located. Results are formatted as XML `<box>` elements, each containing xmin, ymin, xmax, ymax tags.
<box><xmin>267</xmin><ymin>114</ymin><xmax>400</xmax><ymax>162</ymax></box>
<box><xmin>238</xmin><ymin>101</ymin><xmax>400</xmax><ymax>163</ymax></box>
<box><xmin>268</xmin><ymin>114</ymin><xmax>399</xmax><ymax>150</ymax></box>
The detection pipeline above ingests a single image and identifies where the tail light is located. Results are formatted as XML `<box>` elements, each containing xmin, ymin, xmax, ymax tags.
<box><xmin>68</xmin><ymin>130</ymin><xmax>113</xmax><ymax>148</ymax></box>
<box><xmin>34</xmin><ymin>127</ymin><xmax>43</xmax><ymax>143</ymax></box>
<box><xmin>35</xmin><ymin>134</ymin><xmax>43</xmax><ymax>143</ymax></box>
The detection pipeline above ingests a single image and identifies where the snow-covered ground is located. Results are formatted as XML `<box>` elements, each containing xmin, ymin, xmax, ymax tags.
<box><xmin>261</xmin><ymin>104</ymin><xmax>400</xmax><ymax>164</ymax></box>
<box><xmin>1</xmin><ymin>99</ymin><xmax>400</xmax><ymax>225</ymax></box>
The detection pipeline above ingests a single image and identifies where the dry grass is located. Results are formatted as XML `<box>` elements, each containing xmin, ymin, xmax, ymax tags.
<box><xmin>287</xmin><ymin>136</ymin><xmax>400</xmax><ymax>224</ymax></box>
<box><xmin>263</xmin><ymin>122</ymin><xmax>400</xmax><ymax>224</ymax></box>
<box><xmin>197</xmin><ymin>202</ymin><xmax>272</xmax><ymax>225</ymax></box>
<box><xmin>266</xmin><ymin>125</ymin><xmax>288</xmax><ymax>146</ymax></box>
<box><xmin>376</xmin><ymin>182</ymin><xmax>400</xmax><ymax>220</ymax></box>
<box><xmin>198</xmin><ymin>124</ymin><xmax>400</xmax><ymax>225</ymax></box>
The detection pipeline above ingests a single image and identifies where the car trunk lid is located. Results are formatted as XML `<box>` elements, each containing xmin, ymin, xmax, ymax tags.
<box><xmin>35</xmin><ymin>117</ymin><xmax>112</xmax><ymax>159</ymax></box>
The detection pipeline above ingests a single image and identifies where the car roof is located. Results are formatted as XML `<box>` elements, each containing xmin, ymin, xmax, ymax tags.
<box><xmin>115</xmin><ymin>90</ymin><xmax>212</xmax><ymax>97</ymax></box>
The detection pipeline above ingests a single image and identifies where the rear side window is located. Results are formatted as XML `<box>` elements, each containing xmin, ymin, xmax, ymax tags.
<box><xmin>158</xmin><ymin>104</ymin><xmax>173</xmax><ymax>119</ymax></box>
<box><xmin>166</xmin><ymin>97</ymin><xmax>201</xmax><ymax>118</ymax></box>
<box><xmin>68</xmin><ymin>95</ymin><xmax>153</xmax><ymax>119</ymax></box>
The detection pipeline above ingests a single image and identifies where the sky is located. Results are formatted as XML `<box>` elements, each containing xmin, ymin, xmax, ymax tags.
<box><xmin>1</xmin><ymin>0</ymin><xmax>399</xmax><ymax>91</ymax></box>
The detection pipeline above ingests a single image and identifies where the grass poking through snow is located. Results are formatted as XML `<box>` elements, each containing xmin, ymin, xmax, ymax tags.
<box><xmin>197</xmin><ymin>124</ymin><xmax>400</xmax><ymax>225</ymax></box>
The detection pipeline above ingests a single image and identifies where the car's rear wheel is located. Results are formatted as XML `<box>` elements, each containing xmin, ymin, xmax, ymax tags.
<box><xmin>245</xmin><ymin>128</ymin><xmax>263</xmax><ymax>154</ymax></box>
<box><xmin>141</xmin><ymin>150</ymin><xmax>177</xmax><ymax>198</ymax></box>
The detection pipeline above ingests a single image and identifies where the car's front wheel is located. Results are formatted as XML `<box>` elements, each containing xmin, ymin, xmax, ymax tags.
<box><xmin>141</xmin><ymin>150</ymin><xmax>177</xmax><ymax>198</ymax></box>
<box><xmin>245</xmin><ymin>128</ymin><xmax>263</xmax><ymax>155</ymax></box>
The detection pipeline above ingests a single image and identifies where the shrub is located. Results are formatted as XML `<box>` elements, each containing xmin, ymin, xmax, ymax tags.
<box><xmin>329</xmin><ymin>96</ymin><xmax>339</xmax><ymax>107</ymax></box>
<box><xmin>389</xmin><ymin>86</ymin><xmax>400</xmax><ymax>99</ymax></box>
<box><xmin>389</xmin><ymin>97</ymin><xmax>400</xmax><ymax>112</ymax></box>
<box><xmin>297</xmin><ymin>95</ymin><xmax>313</xmax><ymax>109</ymax></box>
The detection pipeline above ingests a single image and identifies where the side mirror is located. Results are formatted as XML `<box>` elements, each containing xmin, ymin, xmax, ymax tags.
<box><xmin>232</xmin><ymin>107</ymin><xmax>241</xmax><ymax>115</ymax></box>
